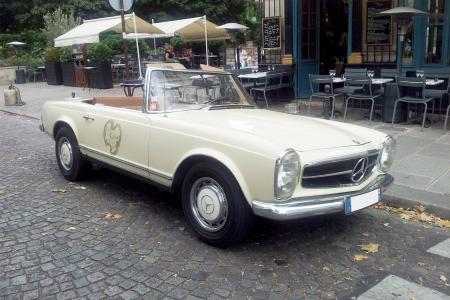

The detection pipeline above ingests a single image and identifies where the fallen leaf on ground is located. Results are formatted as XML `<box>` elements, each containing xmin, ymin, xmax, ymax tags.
<box><xmin>360</xmin><ymin>243</ymin><xmax>379</xmax><ymax>253</ymax></box>
<box><xmin>416</xmin><ymin>262</ymin><xmax>426</xmax><ymax>267</ymax></box>
<box><xmin>440</xmin><ymin>275</ymin><xmax>448</xmax><ymax>283</ymax></box>
<box><xmin>415</xmin><ymin>212</ymin><xmax>432</xmax><ymax>223</ymax></box>
<box><xmin>178</xmin><ymin>226</ymin><xmax>185</xmax><ymax>231</ymax></box>
<box><xmin>415</xmin><ymin>205</ymin><xmax>426</xmax><ymax>212</ymax></box>
<box><xmin>322</xmin><ymin>266</ymin><xmax>331</xmax><ymax>272</ymax></box>
<box><xmin>383</xmin><ymin>222</ymin><xmax>391</xmax><ymax>227</ymax></box>
<box><xmin>72</xmin><ymin>185</ymin><xmax>87</xmax><ymax>190</ymax></box>
<box><xmin>400</xmin><ymin>212</ymin><xmax>412</xmax><ymax>220</ymax></box>
<box><xmin>104</xmin><ymin>212</ymin><xmax>123</xmax><ymax>219</ymax></box>
<box><xmin>436</xmin><ymin>219</ymin><xmax>450</xmax><ymax>228</ymax></box>
<box><xmin>52</xmin><ymin>189</ymin><xmax>68</xmax><ymax>193</ymax></box>
<box><xmin>0</xmin><ymin>190</ymin><xmax>4</xmax><ymax>195</ymax></box>
<box><xmin>362</xmin><ymin>232</ymin><xmax>369</xmax><ymax>237</ymax></box>
<box><xmin>353</xmin><ymin>254</ymin><xmax>369</xmax><ymax>261</ymax></box>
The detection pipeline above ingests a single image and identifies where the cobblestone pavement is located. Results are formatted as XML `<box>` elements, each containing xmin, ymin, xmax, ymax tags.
<box><xmin>0</xmin><ymin>112</ymin><xmax>449</xmax><ymax>300</ymax></box>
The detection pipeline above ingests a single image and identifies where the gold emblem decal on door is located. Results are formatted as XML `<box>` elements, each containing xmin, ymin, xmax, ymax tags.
<box><xmin>103</xmin><ymin>120</ymin><xmax>122</xmax><ymax>155</ymax></box>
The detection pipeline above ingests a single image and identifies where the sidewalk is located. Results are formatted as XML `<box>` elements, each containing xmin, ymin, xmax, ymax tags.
<box><xmin>1</xmin><ymin>82</ymin><xmax>449</xmax><ymax>218</ymax></box>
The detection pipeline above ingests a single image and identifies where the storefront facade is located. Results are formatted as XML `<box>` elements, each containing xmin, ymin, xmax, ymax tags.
<box><xmin>260</xmin><ymin>0</ymin><xmax>450</xmax><ymax>97</ymax></box>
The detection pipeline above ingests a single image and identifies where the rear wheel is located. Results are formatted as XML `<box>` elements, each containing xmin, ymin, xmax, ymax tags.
<box><xmin>181</xmin><ymin>162</ymin><xmax>254</xmax><ymax>247</ymax></box>
<box><xmin>55</xmin><ymin>127</ymin><xmax>89</xmax><ymax>181</ymax></box>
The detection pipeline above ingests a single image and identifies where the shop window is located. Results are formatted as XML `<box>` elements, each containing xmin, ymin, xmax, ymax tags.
<box><xmin>425</xmin><ymin>0</ymin><xmax>445</xmax><ymax>64</ymax></box>
<box><xmin>401</xmin><ymin>0</ymin><xmax>415</xmax><ymax>65</ymax></box>
<box><xmin>301</xmin><ymin>0</ymin><xmax>317</xmax><ymax>59</ymax></box>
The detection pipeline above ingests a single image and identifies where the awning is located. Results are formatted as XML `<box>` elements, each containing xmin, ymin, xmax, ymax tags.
<box><xmin>153</xmin><ymin>17</ymin><xmax>229</xmax><ymax>41</ymax></box>
<box><xmin>54</xmin><ymin>14</ymin><xmax>164</xmax><ymax>47</ymax></box>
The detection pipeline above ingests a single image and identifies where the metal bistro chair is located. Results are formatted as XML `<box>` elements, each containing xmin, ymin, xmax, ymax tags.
<box><xmin>334</xmin><ymin>70</ymin><xmax>366</xmax><ymax>97</ymax></box>
<box><xmin>250</xmin><ymin>71</ymin><xmax>284</xmax><ymax>108</ymax></box>
<box><xmin>424</xmin><ymin>73</ymin><xmax>450</xmax><ymax>120</ymax></box>
<box><xmin>343</xmin><ymin>76</ymin><xmax>382</xmax><ymax>123</ymax></box>
<box><xmin>444</xmin><ymin>102</ymin><xmax>450</xmax><ymax>133</ymax></box>
<box><xmin>308</xmin><ymin>74</ymin><xmax>342</xmax><ymax>118</ymax></box>
<box><xmin>392</xmin><ymin>77</ymin><xmax>434</xmax><ymax>131</ymax></box>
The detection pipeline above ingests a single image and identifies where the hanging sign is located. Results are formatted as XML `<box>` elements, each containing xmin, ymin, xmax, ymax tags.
<box><xmin>366</xmin><ymin>0</ymin><xmax>392</xmax><ymax>45</ymax></box>
<box><xmin>262</xmin><ymin>17</ymin><xmax>281</xmax><ymax>49</ymax></box>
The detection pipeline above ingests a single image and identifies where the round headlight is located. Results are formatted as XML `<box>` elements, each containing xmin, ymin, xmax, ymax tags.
<box><xmin>275</xmin><ymin>149</ymin><xmax>300</xmax><ymax>200</ymax></box>
<box><xmin>378</xmin><ymin>136</ymin><xmax>396</xmax><ymax>172</ymax></box>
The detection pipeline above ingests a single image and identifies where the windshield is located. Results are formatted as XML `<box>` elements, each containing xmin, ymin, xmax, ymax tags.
<box><xmin>145</xmin><ymin>69</ymin><xmax>255</xmax><ymax>112</ymax></box>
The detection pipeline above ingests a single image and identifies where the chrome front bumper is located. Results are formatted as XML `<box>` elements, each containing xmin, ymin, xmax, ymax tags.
<box><xmin>252</xmin><ymin>174</ymin><xmax>394</xmax><ymax>221</ymax></box>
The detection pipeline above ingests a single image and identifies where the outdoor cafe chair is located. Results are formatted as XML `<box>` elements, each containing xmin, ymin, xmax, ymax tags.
<box><xmin>26</xmin><ymin>66</ymin><xmax>44</xmax><ymax>82</ymax></box>
<box><xmin>308</xmin><ymin>74</ymin><xmax>342</xmax><ymax>119</ymax></box>
<box><xmin>424</xmin><ymin>72</ymin><xmax>450</xmax><ymax>120</ymax></box>
<box><xmin>444</xmin><ymin>102</ymin><xmax>450</xmax><ymax>133</ymax></box>
<box><xmin>375</xmin><ymin>69</ymin><xmax>400</xmax><ymax>95</ymax></box>
<box><xmin>392</xmin><ymin>77</ymin><xmax>434</xmax><ymax>131</ymax></box>
<box><xmin>250</xmin><ymin>71</ymin><xmax>284</xmax><ymax>108</ymax></box>
<box><xmin>343</xmin><ymin>76</ymin><xmax>382</xmax><ymax>123</ymax></box>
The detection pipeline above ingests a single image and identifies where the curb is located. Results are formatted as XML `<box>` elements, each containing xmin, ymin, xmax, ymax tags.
<box><xmin>384</xmin><ymin>184</ymin><xmax>450</xmax><ymax>220</ymax></box>
<box><xmin>0</xmin><ymin>109</ymin><xmax>40</xmax><ymax>120</ymax></box>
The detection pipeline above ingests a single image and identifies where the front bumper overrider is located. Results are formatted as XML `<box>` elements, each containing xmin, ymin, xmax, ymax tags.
<box><xmin>252</xmin><ymin>174</ymin><xmax>394</xmax><ymax>221</ymax></box>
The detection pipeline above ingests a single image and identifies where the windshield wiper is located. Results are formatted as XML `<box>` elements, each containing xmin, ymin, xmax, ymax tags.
<box><xmin>209</xmin><ymin>104</ymin><xmax>255</xmax><ymax>110</ymax></box>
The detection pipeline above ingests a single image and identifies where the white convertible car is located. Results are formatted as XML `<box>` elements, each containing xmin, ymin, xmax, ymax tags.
<box><xmin>40</xmin><ymin>68</ymin><xmax>395</xmax><ymax>246</ymax></box>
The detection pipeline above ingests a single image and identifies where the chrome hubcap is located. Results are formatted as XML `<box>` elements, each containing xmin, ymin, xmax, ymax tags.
<box><xmin>59</xmin><ymin>138</ymin><xmax>73</xmax><ymax>171</ymax></box>
<box><xmin>190</xmin><ymin>177</ymin><xmax>228</xmax><ymax>232</ymax></box>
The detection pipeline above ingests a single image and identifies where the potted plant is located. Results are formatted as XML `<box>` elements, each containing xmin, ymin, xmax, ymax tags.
<box><xmin>44</xmin><ymin>47</ymin><xmax>63</xmax><ymax>85</ymax></box>
<box><xmin>87</xmin><ymin>42</ymin><xmax>113</xmax><ymax>89</ymax></box>
<box><xmin>59</xmin><ymin>46</ymin><xmax>76</xmax><ymax>86</ymax></box>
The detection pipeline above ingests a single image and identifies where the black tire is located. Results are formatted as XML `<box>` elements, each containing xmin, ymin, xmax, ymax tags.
<box><xmin>55</xmin><ymin>127</ymin><xmax>89</xmax><ymax>181</ymax></box>
<box><xmin>181</xmin><ymin>162</ymin><xmax>254</xmax><ymax>247</ymax></box>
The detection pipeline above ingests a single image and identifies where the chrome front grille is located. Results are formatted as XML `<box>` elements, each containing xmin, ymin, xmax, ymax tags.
<box><xmin>301</xmin><ymin>151</ymin><xmax>379</xmax><ymax>188</ymax></box>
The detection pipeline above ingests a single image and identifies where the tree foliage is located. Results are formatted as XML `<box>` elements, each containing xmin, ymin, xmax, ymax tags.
<box><xmin>2</xmin><ymin>0</ymin><xmax>254</xmax><ymax>32</ymax></box>
<box><xmin>42</xmin><ymin>7</ymin><xmax>81</xmax><ymax>46</ymax></box>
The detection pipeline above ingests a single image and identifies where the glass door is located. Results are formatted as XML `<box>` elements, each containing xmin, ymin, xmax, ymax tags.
<box><xmin>294</xmin><ymin>0</ymin><xmax>320</xmax><ymax>97</ymax></box>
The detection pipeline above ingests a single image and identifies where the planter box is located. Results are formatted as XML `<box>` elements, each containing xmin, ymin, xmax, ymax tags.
<box><xmin>88</xmin><ymin>62</ymin><xmax>113</xmax><ymax>89</ymax></box>
<box><xmin>61</xmin><ymin>62</ymin><xmax>76</xmax><ymax>86</ymax></box>
<box><xmin>45</xmin><ymin>61</ymin><xmax>63</xmax><ymax>85</ymax></box>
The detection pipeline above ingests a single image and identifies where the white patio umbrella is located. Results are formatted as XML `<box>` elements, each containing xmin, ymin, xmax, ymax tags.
<box><xmin>153</xmin><ymin>16</ymin><xmax>229</xmax><ymax>65</ymax></box>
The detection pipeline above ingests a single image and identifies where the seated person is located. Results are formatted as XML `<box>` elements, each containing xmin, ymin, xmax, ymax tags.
<box><xmin>164</xmin><ymin>47</ymin><xmax>177</xmax><ymax>63</ymax></box>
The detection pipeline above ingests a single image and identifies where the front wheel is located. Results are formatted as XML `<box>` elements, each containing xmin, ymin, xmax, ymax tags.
<box><xmin>55</xmin><ymin>127</ymin><xmax>89</xmax><ymax>181</ymax></box>
<box><xmin>181</xmin><ymin>162</ymin><xmax>254</xmax><ymax>247</ymax></box>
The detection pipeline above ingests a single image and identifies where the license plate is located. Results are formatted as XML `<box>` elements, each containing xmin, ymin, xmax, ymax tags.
<box><xmin>345</xmin><ymin>189</ymin><xmax>380</xmax><ymax>214</ymax></box>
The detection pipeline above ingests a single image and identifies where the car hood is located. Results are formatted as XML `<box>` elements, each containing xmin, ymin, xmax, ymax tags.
<box><xmin>171</xmin><ymin>108</ymin><xmax>384</xmax><ymax>152</ymax></box>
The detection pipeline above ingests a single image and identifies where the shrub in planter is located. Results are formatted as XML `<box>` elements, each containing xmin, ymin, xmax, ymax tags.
<box><xmin>87</xmin><ymin>43</ymin><xmax>114</xmax><ymax>89</ymax></box>
<box><xmin>44</xmin><ymin>47</ymin><xmax>62</xmax><ymax>85</ymax></box>
<box><xmin>59</xmin><ymin>46</ymin><xmax>75</xmax><ymax>86</ymax></box>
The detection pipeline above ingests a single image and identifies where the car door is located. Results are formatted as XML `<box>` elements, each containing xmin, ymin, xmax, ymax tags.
<box><xmin>77</xmin><ymin>104</ymin><xmax>151</xmax><ymax>179</ymax></box>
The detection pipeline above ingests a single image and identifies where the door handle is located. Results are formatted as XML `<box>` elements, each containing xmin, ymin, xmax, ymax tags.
<box><xmin>82</xmin><ymin>115</ymin><xmax>95</xmax><ymax>121</ymax></box>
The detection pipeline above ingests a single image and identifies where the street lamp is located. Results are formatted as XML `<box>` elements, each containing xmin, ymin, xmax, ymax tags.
<box><xmin>217</xmin><ymin>23</ymin><xmax>248</xmax><ymax>69</ymax></box>
<box><xmin>378</xmin><ymin>7</ymin><xmax>427</xmax><ymax>75</ymax></box>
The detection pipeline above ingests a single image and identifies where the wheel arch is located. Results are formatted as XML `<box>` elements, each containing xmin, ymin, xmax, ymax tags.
<box><xmin>172</xmin><ymin>151</ymin><xmax>252</xmax><ymax>206</ymax></box>
<box><xmin>53</xmin><ymin>118</ymin><xmax>79</xmax><ymax>140</ymax></box>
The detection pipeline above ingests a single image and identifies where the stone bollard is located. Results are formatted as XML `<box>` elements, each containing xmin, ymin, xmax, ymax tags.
<box><xmin>4</xmin><ymin>89</ymin><xmax>17</xmax><ymax>106</ymax></box>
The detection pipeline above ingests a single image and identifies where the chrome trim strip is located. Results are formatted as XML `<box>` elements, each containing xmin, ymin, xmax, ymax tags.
<box><xmin>302</xmin><ymin>169</ymin><xmax>353</xmax><ymax>179</ymax></box>
<box><xmin>79</xmin><ymin>145</ymin><xmax>173</xmax><ymax>180</ymax></box>
<box><xmin>253</xmin><ymin>174</ymin><xmax>394</xmax><ymax>221</ymax></box>
<box><xmin>304</xmin><ymin>149</ymin><xmax>380</xmax><ymax>168</ymax></box>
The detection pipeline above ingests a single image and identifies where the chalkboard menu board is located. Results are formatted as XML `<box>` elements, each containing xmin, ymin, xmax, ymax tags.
<box><xmin>262</xmin><ymin>17</ymin><xmax>281</xmax><ymax>49</ymax></box>
<box><xmin>366</xmin><ymin>0</ymin><xmax>391</xmax><ymax>45</ymax></box>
